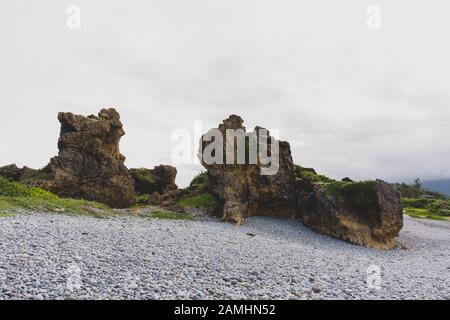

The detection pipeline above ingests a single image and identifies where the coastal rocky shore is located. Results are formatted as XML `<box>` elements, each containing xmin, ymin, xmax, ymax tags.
<box><xmin>1</xmin><ymin>109</ymin><xmax>404</xmax><ymax>249</ymax></box>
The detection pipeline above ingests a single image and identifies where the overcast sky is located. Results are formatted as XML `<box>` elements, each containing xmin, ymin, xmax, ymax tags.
<box><xmin>0</xmin><ymin>0</ymin><xmax>449</xmax><ymax>186</ymax></box>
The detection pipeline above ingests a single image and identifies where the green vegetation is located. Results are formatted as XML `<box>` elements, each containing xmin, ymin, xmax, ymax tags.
<box><xmin>177</xmin><ymin>192</ymin><xmax>219</xmax><ymax>208</ymax></box>
<box><xmin>324</xmin><ymin>180</ymin><xmax>378</xmax><ymax>212</ymax></box>
<box><xmin>294</xmin><ymin>165</ymin><xmax>333</xmax><ymax>183</ymax></box>
<box><xmin>150</xmin><ymin>210</ymin><xmax>194</xmax><ymax>220</ymax></box>
<box><xmin>403</xmin><ymin>208</ymin><xmax>447</xmax><ymax>221</ymax></box>
<box><xmin>187</xmin><ymin>172</ymin><xmax>209</xmax><ymax>192</ymax></box>
<box><xmin>135</xmin><ymin>194</ymin><xmax>150</xmax><ymax>205</ymax></box>
<box><xmin>0</xmin><ymin>176</ymin><xmax>115</xmax><ymax>218</ymax></box>
<box><xmin>130</xmin><ymin>168</ymin><xmax>155</xmax><ymax>184</ymax></box>
<box><xmin>0</xmin><ymin>213</ymin><xmax>15</xmax><ymax>217</ymax></box>
<box><xmin>393</xmin><ymin>178</ymin><xmax>448</xmax><ymax>200</ymax></box>
<box><xmin>392</xmin><ymin>178</ymin><xmax>449</xmax><ymax>221</ymax></box>
<box><xmin>402</xmin><ymin>197</ymin><xmax>450</xmax><ymax>221</ymax></box>
<box><xmin>18</xmin><ymin>169</ymin><xmax>52</xmax><ymax>184</ymax></box>
<box><xmin>0</xmin><ymin>177</ymin><xmax>30</xmax><ymax>197</ymax></box>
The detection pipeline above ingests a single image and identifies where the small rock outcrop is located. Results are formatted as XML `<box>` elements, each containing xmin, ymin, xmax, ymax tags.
<box><xmin>198</xmin><ymin>115</ymin><xmax>404</xmax><ymax>249</ymax></box>
<box><xmin>199</xmin><ymin>115</ymin><xmax>297</xmax><ymax>224</ymax></box>
<box><xmin>0</xmin><ymin>164</ymin><xmax>29</xmax><ymax>181</ymax></box>
<box><xmin>44</xmin><ymin>108</ymin><xmax>135</xmax><ymax>208</ymax></box>
<box><xmin>129</xmin><ymin>165</ymin><xmax>178</xmax><ymax>195</ymax></box>
<box><xmin>0</xmin><ymin>164</ymin><xmax>52</xmax><ymax>186</ymax></box>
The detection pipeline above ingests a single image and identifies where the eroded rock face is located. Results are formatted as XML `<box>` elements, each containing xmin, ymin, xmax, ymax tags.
<box><xmin>129</xmin><ymin>165</ymin><xmax>178</xmax><ymax>195</ymax></box>
<box><xmin>199</xmin><ymin>115</ymin><xmax>297</xmax><ymax>224</ymax></box>
<box><xmin>297</xmin><ymin>179</ymin><xmax>403</xmax><ymax>249</ymax></box>
<box><xmin>44</xmin><ymin>108</ymin><xmax>135</xmax><ymax>208</ymax></box>
<box><xmin>199</xmin><ymin>115</ymin><xmax>404</xmax><ymax>249</ymax></box>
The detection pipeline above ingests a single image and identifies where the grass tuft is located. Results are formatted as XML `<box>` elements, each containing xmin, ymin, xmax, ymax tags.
<box><xmin>150</xmin><ymin>210</ymin><xmax>194</xmax><ymax>220</ymax></box>
<box><xmin>402</xmin><ymin>197</ymin><xmax>450</xmax><ymax>220</ymax></box>
<box><xmin>0</xmin><ymin>176</ymin><xmax>116</xmax><ymax>218</ymax></box>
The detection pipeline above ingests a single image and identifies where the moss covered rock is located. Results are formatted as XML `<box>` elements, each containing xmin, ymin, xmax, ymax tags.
<box><xmin>129</xmin><ymin>165</ymin><xmax>178</xmax><ymax>195</ymax></box>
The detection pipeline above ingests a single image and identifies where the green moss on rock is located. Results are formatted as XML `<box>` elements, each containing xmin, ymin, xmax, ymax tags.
<box><xmin>187</xmin><ymin>172</ymin><xmax>209</xmax><ymax>192</ymax></box>
<box><xmin>324</xmin><ymin>180</ymin><xmax>378</xmax><ymax>212</ymax></box>
<box><xmin>294</xmin><ymin>165</ymin><xmax>333</xmax><ymax>183</ymax></box>
<box><xmin>177</xmin><ymin>192</ymin><xmax>219</xmax><ymax>208</ymax></box>
<box><xmin>0</xmin><ymin>176</ymin><xmax>116</xmax><ymax>218</ymax></box>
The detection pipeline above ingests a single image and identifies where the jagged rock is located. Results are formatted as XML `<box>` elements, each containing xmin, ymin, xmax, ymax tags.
<box><xmin>44</xmin><ymin>108</ymin><xmax>135</xmax><ymax>208</ymax></box>
<box><xmin>199</xmin><ymin>115</ymin><xmax>297</xmax><ymax>224</ymax></box>
<box><xmin>342</xmin><ymin>177</ymin><xmax>354</xmax><ymax>182</ymax></box>
<box><xmin>130</xmin><ymin>165</ymin><xmax>178</xmax><ymax>195</ymax></box>
<box><xmin>297</xmin><ymin>179</ymin><xmax>403</xmax><ymax>249</ymax></box>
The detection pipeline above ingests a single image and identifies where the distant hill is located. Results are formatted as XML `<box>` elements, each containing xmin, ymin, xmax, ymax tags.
<box><xmin>423</xmin><ymin>179</ymin><xmax>450</xmax><ymax>196</ymax></box>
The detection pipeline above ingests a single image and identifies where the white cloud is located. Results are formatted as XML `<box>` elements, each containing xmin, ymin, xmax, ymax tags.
<box><xmin>0</xmin><ymin>0</ymin><xmax>449</xmax><ymax>186</ymax></box>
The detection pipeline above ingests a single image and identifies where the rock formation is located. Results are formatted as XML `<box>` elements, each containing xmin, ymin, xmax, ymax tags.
<box><xmin>199</xmin><ymin>115</ymin><xmax>298</xmax><ymax>224</ymax></box>
<box><xmin>0</xmin><ymin>164</ymin><xmax>52</xmax><ymax>186</ymax></box>
<box><xmin>198</xmin><ymin>115</ymin><xmax>403</xmax><ymax>249</ymax></box>
<box><xmin>296</xmin><ymin>178</ymin><xmax>403</xmax><ymax>249</ymax></box>
<box><xmin>43</xmin><ymin>108</ymin><xmax>135</xmax><ymax>208</ymax></box>
<box><xmin>129</xmin><ymin>165</ymin><xmax>178</xmax><ymax>195</ymax></box>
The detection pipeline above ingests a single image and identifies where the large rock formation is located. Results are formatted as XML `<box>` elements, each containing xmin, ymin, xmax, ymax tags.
<box><xmin>198</xmin><ymin>115</ymin><xmax>403</xmax><ymax>249</ymax></box>
<box><xmin>44</xmin><ymin>108</ymin><xmax>135</xmax><ymax>208</ymax></box>
<box><xmin>199</xmin><ymin>115</ymin><xmax>298</xmax><ymax>224</ymax></box>
<box><xmin>129</xmin><ymin>165</ymin><xmax>178</xmax><ymax>195</ymax></box>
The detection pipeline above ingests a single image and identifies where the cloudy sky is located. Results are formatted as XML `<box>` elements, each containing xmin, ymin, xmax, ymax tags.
<box><xmin>0</xmin><ymin>0</ymin><xmax>449</xmax><ymax>186</ymax></box>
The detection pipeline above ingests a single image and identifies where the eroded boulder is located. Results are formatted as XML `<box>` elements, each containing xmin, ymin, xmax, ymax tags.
<box><xmin>44</xmin><ymin>108</ymin><xmax>135</xmax><ymax>208</ymax></box>
<box><xmin>130</xmin><ymin>165</ymin><xmax>178</xmax><ymax>195</ymax></box>
<box><xmin>297</xmin><ymin>179</ymin><xmax>403</xmax><ymax>249</ymax></box>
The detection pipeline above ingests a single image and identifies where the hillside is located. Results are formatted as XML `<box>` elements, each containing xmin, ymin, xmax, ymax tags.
<box><xmin>423</xmin><ymin>179</ymin><xmax>450</xmax><ymax>196</ymax></box>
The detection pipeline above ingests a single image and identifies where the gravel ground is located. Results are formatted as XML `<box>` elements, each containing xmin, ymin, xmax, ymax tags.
<box><xmin>0</xmin><ymin>213</ymin><xmax>448</xmax><ymax>300</ymax></box>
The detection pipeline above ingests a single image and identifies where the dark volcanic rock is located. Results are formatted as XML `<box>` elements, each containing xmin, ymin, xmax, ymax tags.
<box><xmin>44</xmin><ymin>108</ymin><xmax>135</xmax><ymax>208</ymax></box>
<box><xmin>199</xmin><ymin>115</ymin><xmax>297</xmax><ymax>224</ymax></box>
<box><xmin>297</xmin><ymin>179</ymin><xmax>403</xmax><ymax>249</ymax></box>
<box><xmin>129</xmin><ymin>165</ymin><xmax>178</xmax><ymax>195</ymax></box>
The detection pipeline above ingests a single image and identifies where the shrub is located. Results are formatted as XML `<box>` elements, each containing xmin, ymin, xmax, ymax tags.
<box><xmin>0</xmin><ymin>177</ymin><xmax>115</xmax><ymax>217</ymax></box>
<box><xmin>294</xmin><ymin>165</ymin><xmax>333</xmax><ymax>183</ymax></box>
<box><xmin>177</xmin><ymin>192</ymin><xmax>219</xmax><ymax>208</ymax></box>
<box><xmin>188</xmin><ymin>172</ymin><xmax>209</xmax><ymax>192</ymax></box>
<box><xmin>0</xmin><ymin>177</ymin><xmax>29</xmax><ymax>197</ymax></box>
